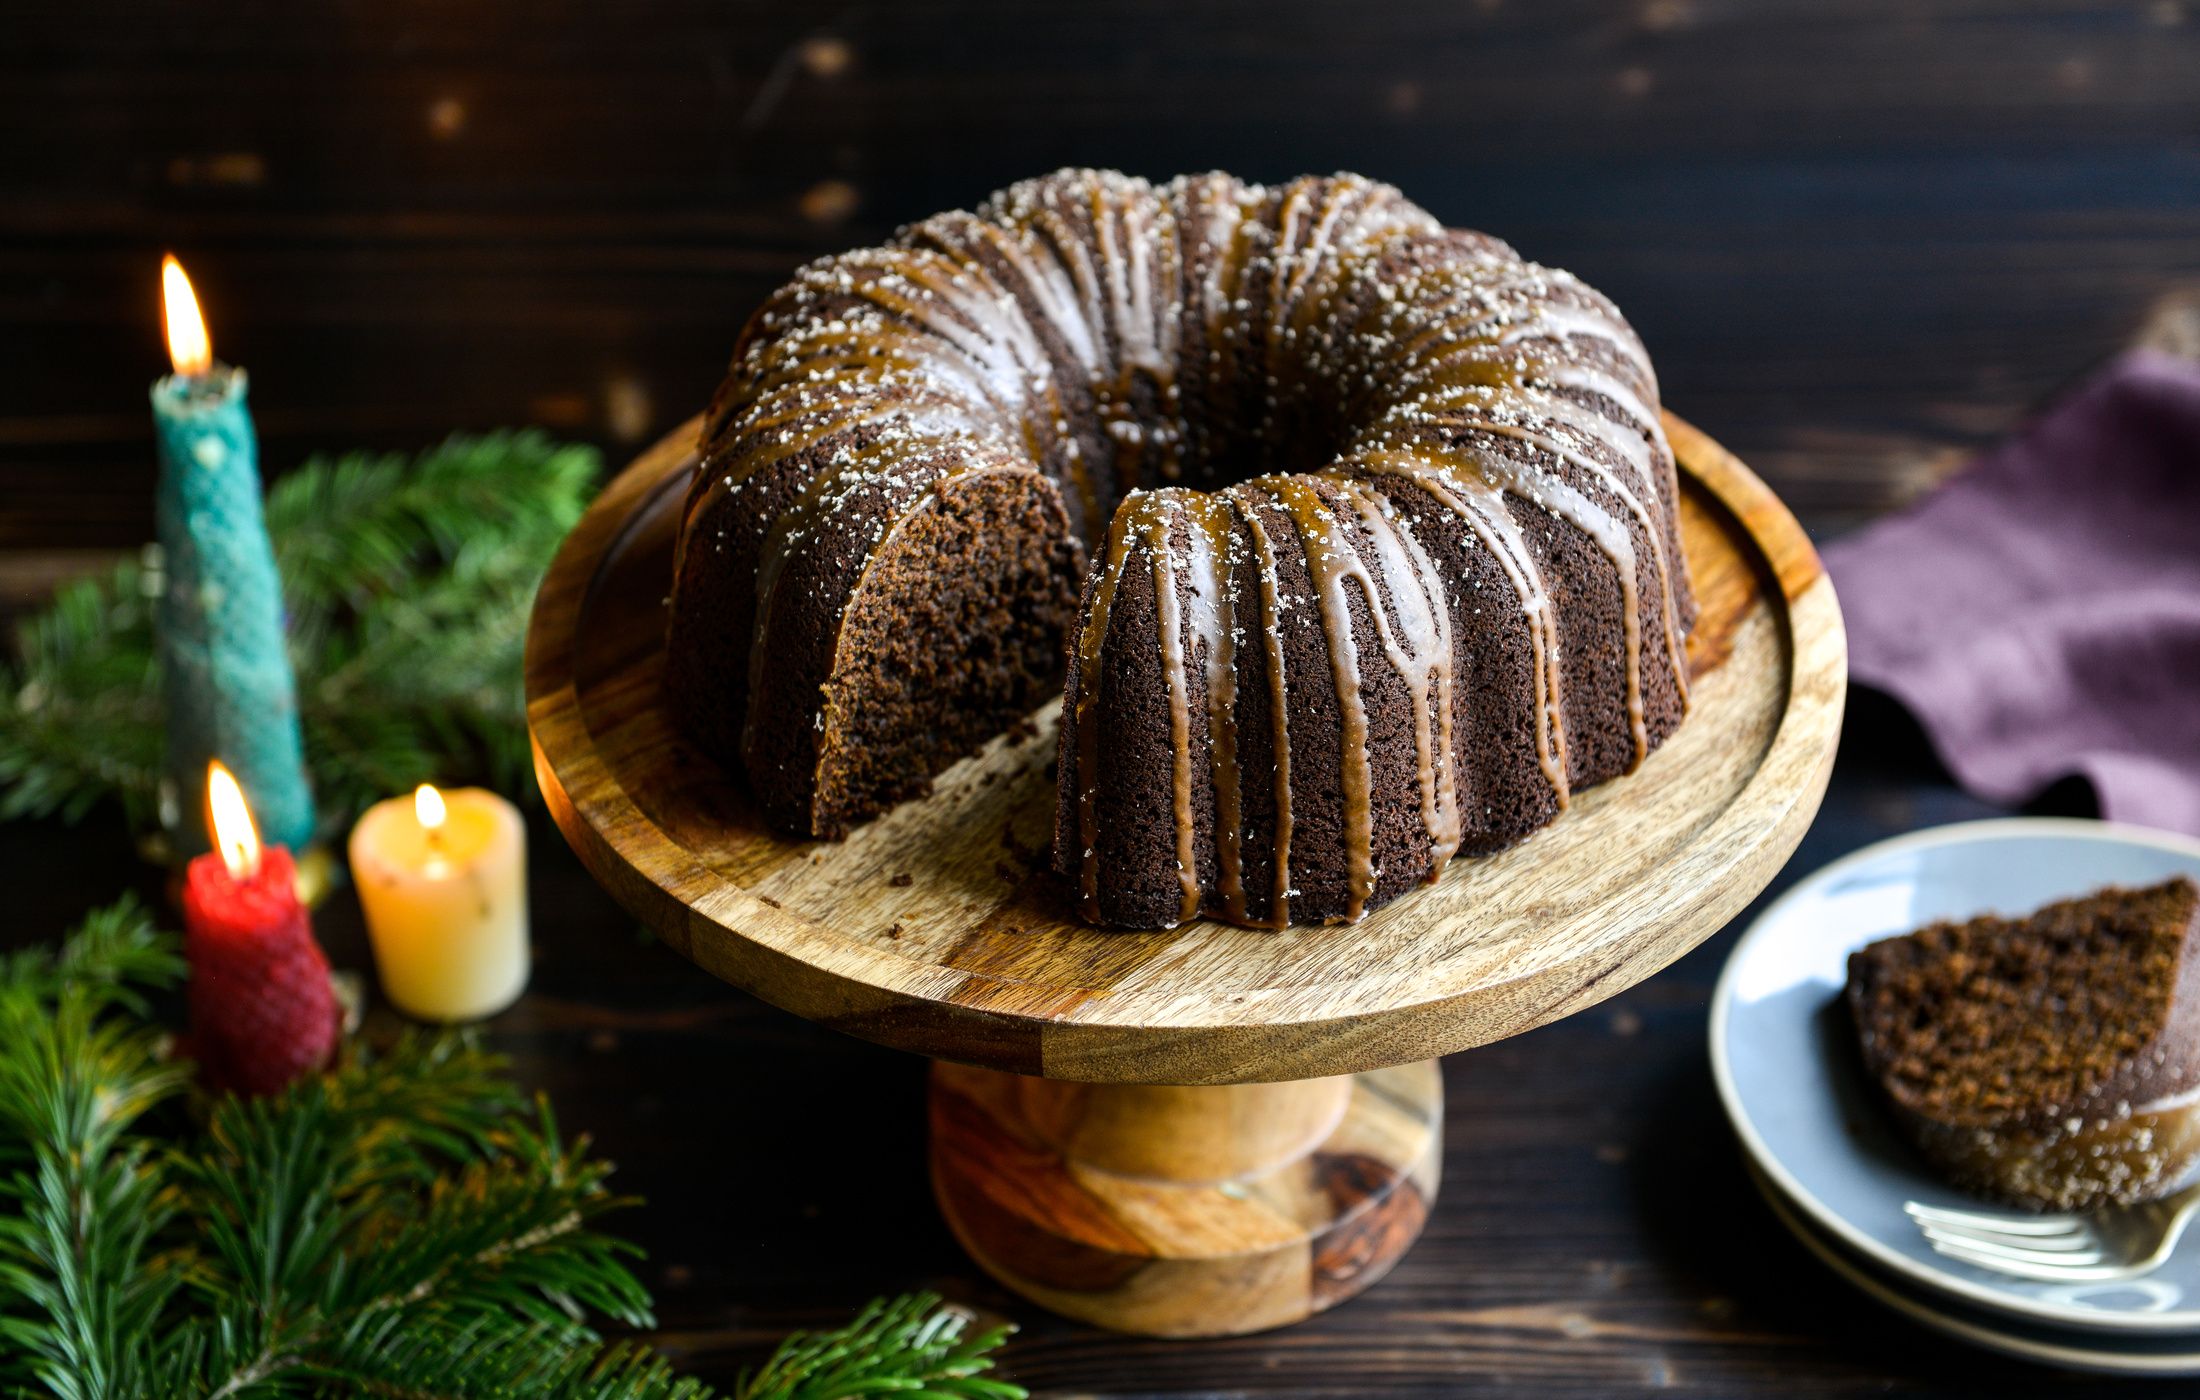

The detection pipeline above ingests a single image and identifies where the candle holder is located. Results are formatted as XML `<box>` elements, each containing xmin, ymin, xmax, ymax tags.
<box><xmin>525</xmin><ymin>413</ymin><xmax>1845</xmax><ymax>1335</ymax></box>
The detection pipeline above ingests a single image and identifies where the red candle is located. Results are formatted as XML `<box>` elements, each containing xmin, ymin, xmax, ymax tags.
<box><xmin>182</xmin><ymin>760</ymin><xmax>340</xmax><ymax>1096</ymax></box>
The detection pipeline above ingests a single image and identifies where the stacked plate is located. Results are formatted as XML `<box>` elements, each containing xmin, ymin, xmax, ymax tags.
<box><xmin>1710</xmin><ymin>819</ymin><xmax>2200</xmax><ymax>1375</ymax></box>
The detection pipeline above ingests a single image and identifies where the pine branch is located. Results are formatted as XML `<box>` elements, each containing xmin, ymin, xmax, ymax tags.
<box><xmin>272</xmin><ymin>431</ymin><xmax>597</xmax><ymax>817</ymax></box>
<box><xmin>308</xmin><ymin>1316</ymin><xmax>718</xmax><ymax>1400</ymax></box>
<box><xmin>331</xmin><ymin>1100</ymin><xmax>654</xmax><ymax>1339</ymax></box>
<box><xmin>0</xmin><ymin>431</ymin><xmax>600</xmax><ymax>832</ymax></box>
<box><xmin>0</xmin><ymin>900</ymin><xmax>192</xmax><ymax>1400</ymax></box>
<box><xmin>0</xmin><ymin>902</ymin><xmax>1026</xmax><ymax>1400</ymax></box>
<box><xmin>166</xmin><ymin>1041</ymin><xmax>653</xmax><ymax>1397</ymax></box>
<box><xmin>0</xmin><ymin>895</ymin><xmax>186</xmax><ymax>1016</ymax></box>
<box><xmin>0</xmin><ymin>558</ymin><xmax>164</xmax><ymax>826</ymax></box>
<box><xmin>734</xmin><ymin>1294</ymin><xmax>1024</xmax><ymax>1400</ymax></box>
<box><xmin>267</xmin><ymin>432</ymin><xmax>596</xmax><ymax>617</ymax></box>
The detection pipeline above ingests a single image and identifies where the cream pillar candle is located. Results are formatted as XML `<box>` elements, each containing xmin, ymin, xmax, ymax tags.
<box><xmin>350</xmin><ymin>784</ymin><xmax>528</xmax><ymax>1021</ymax></box>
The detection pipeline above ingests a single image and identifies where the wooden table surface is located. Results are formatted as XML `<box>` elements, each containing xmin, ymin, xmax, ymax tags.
<box><xmin>7</xmin><ymin>3</ymin><xmax>2200</xmax><ymax>1393</ymax></box>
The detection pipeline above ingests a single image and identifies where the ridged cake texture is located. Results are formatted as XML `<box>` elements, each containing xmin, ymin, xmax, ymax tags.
<box><xmin>666</xmin><ymin>169</ymin><xmax>1694</xmax><ymax>928</ymax></box>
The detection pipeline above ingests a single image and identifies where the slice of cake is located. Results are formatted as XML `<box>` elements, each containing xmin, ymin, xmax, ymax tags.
<box><xmin>1846</xmin><ymin>876</ymin><xmax>2200</xmax><ymax>1211</ymax></box>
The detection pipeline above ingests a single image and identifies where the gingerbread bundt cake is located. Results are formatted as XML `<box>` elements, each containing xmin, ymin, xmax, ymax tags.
<box><xmin>666</xmin><ymin>169</ymin><xmax>1694</xmax><ymax>929</ymax></box>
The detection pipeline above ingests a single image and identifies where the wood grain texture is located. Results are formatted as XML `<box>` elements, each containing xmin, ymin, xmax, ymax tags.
<box><xmin>0</xmin><ymin>732</ymin><xmax>2138</xmax><ymax>1397</ymax></box>
<box><xmin>11</xmin><ymin>5</ymin><xmax>2198</xmax><ymax>1387</ymax></box>
<box><xmin>524</xmin><ymin>411</ymin><xmax>1844</xmax><ymax>1084</ymax></box>
<box><xmin>12</xmin><ymin>1</ymin><xmax>2200</xmax><ymax>565</ymax></box>
<box><xmin>931</xmin><ymin>1060</ymin><xmax>1441</xmax><ymax>1336</ymax></box>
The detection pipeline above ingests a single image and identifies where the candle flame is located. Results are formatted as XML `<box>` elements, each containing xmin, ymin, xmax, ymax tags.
<box><xmin>415</xmin><ymin>783</ymin><xmax>448</xmax><ymax>831</ymax></box>
<box><xmin>162</xmin><ymin>255</ymin><xmax>212</xmax><ymax>377</ymax></box>
<box><xmin>207</xmin><ymin>760</ymin><xmax>262</xmax><ymax>879</ymax></box>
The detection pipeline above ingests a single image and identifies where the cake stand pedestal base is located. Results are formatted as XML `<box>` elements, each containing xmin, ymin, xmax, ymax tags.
<box><xmin>929</xmin><ymin>1061</ymin><xmax>1442</xmax><ymax>1337</ymax></box>
<box><xmin>528</xmin><ymin>412</ymin><xmax>1845</xmax><ymax>1339</ymax></box>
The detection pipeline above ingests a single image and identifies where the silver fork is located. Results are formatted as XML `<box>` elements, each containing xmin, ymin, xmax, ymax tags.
<box><xmin>1906</xmin><ymin>1180</ymin><xmax>2200</xmax><ymax>1283</ymax></box>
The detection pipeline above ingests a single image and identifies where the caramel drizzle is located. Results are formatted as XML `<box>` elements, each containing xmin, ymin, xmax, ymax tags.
<box><xmin>1393</xmin><ymin>391</ymin><xmax>1692</xmax><ymax>758</ymax></box>
<box><xmin>1073</xmin><ymin>469</ymin><xmax>1469</xmax><ymax>928</ymax></box>
<box><xmin>1232</xmin><ymin>493</ymin><xmax>1296</xmax><ymax>926</ymax></box>
<box><xmin>1346</xmin><ymin>450</ymin><xmax>1572</xmax><ymax>805</ymax></box>
<box><xmin>1185</xmin><ymin>177</ymin><xmax>1262</xmax><ymax>472</ymax></box>
<box><xmin>1071</xmin><ymin>489</ymin><xmax>1250</xmax><ymax>927</ymax></box>
<box><xmin>956</xmin><ymin>215</ymin><xmax>1106</xmax><ymax>525</ymax></box>
<box><xmin>690</xmin><ymin>170</ymin><xmax>1688</xmax><ymax>927</ymax></box>
<box><xmin>714</xmin><ymin>254</ymin><xmax>1058</xmax><ymax>770</ymax></box>
<box><xmin>1266</xmin><ymin>476</ymin><xmax>1374</xmax><ymax>920</ymax></box>
<box><xmin>1528</xmin><ymin>392</ymin><xmax>1690</xmax><ymax>696</ymax></box>
<box><xmin>1337</xmin><ymin>480</ymin><xmax>1463</xmax><ymax>877</ymax></box>
<box><xmin>1285</xmin><ymin>474</ymin><xmax>1466</xmax><ymax>916</ymax></box>
<box><xmin>1144</xmin><ymin>497</ymin><xmax>1203</xmax><ymax>925</ymax></box>
<box><xmin>1498</xmin><ymin>297</ymin><xmax>1660</xmax><ymax>395</ymax></box>
<box><xmin>1181</xmin><ymin>493</ymin><xmax>1247</xmax><ymax>922</ymax></box>
<box><xmin>1350</xmin><ymin>252</ymin><xmax>1688</xmax><ymax>767</ymax></box>
<box><xmin>1546</xmin><ymin>363</ymin><xmax>1663</xmax><ymax>436</ymax></box>
<box><xmin>1069</xmin><ymin>492</ymin><xmax>1143</xmax><ymax>923</ymax></box>
<box><xmin>966</xmin><ymin>217</ymin><xmax>1101</xmax><ymax>372</ymax></box>
<box><xmin>1088</xmin><ymin>178</ymin><xmax>1185</xmax><ymax>491</ymax></box>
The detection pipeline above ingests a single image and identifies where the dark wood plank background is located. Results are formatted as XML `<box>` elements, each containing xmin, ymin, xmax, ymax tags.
<box><xmin>6</xmin><ymin>2</ymin><xmax>2200</xmax><ymax>1394</ymax></box>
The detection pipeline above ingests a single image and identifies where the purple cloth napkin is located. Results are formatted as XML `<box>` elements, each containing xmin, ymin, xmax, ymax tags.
<box><xmin>1823</xmin><ymin>350</ymin><xmax>2200</xmax><ymax>836</ymax></box>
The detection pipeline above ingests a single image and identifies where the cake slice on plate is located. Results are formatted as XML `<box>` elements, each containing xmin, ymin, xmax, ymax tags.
<box><xmin>1847</xmin><ymin>876</ymin><xmax>2200</xmax><ymax>1211</ymax></box>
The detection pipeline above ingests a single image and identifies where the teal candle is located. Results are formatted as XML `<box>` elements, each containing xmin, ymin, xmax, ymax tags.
<box><xmin>153</xmin><ymin>257</ymin><xmax>316</xmax><ymax>852</ymax></box>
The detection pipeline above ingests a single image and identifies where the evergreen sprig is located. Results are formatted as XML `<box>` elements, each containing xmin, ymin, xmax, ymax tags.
<box><xmin>0</xmin><ymin>898</ymin><xmax>191</xmax><ymax>1398</ymax></box>
<box><xmin>734</xmin><ymin>1293</ymin><xmax>1025</xmax><ymax>1400</ymax></box>
<box><xmin>0</xmin><ymin>902</ymin><xmax>1026</xmax><ymax>1400</ymax></box>
<box><xmin>0</xmin><ymin>431</ymin><xmax>601</xmax><ymax>834</ymax></box>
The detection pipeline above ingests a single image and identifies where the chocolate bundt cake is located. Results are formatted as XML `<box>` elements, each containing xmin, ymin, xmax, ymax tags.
<box><xmin>1848</xmin><ymin>878</ymin><xmax>2200</xmax><ymax>1211</ymax></box>
<box><xmin>666</xmin><ymin>169</ymin><xmax>1694</xmax><ymax>929</ymax></box>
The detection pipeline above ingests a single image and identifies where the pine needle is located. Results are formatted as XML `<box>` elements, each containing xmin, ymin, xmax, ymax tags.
<box><xmin>0</xmin><ymin>901</ymin><xmax>1026</xmax><ymax>1400</ymax></box>
<box><xmin>735</xmin><ymin>1294</ymin><xmax>1025</xmax><ymax>1400</ymax></box>
<box><xmin>0</xmin><ymin>431</ymin><xmax>601</xmax><ymax>833</ymax></box>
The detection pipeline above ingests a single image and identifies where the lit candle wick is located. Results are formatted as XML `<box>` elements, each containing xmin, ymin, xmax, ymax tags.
<box><xmin>162</xmin><ymin>255</ymin><xmax>213</xmax><ymax>379</ymax></box>
<box><xmin>415</xmin><ymin>783</ymin><xmax>451</xmax><ymax>875</ymax></box>
<box><xmin>206</xmin><ymin>759</ymin><xmax>262</xmax><ymax>881</ymax></box>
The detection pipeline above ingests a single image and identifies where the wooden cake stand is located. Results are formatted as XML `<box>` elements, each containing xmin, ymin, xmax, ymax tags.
<box><xmin>525</xmin><ymin>413</ymin><xmax>1844</xmax><ymax>1337</ymax></box>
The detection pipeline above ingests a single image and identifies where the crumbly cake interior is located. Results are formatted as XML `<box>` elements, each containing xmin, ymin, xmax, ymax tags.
<box><xmin>1849</xmin><ymin>880</ymin><xmax>2197</xmax><ymax>1124</ymax></box>
<box><xmin>809</xmin><ymin>472</ymin><xmax>1080</xmax><ymax>835</ymax></box>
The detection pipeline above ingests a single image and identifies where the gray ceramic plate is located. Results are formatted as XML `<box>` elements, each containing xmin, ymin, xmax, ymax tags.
<box><xmin>1711</xmin><ymin>818</ymin><xmax>2200</xmax><ymax>1336</ymax></box>
<box><xmin>1749</xmin><ymin>1159</ymin><xmax>2200</xmax><ymax>1374</ymax></box>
